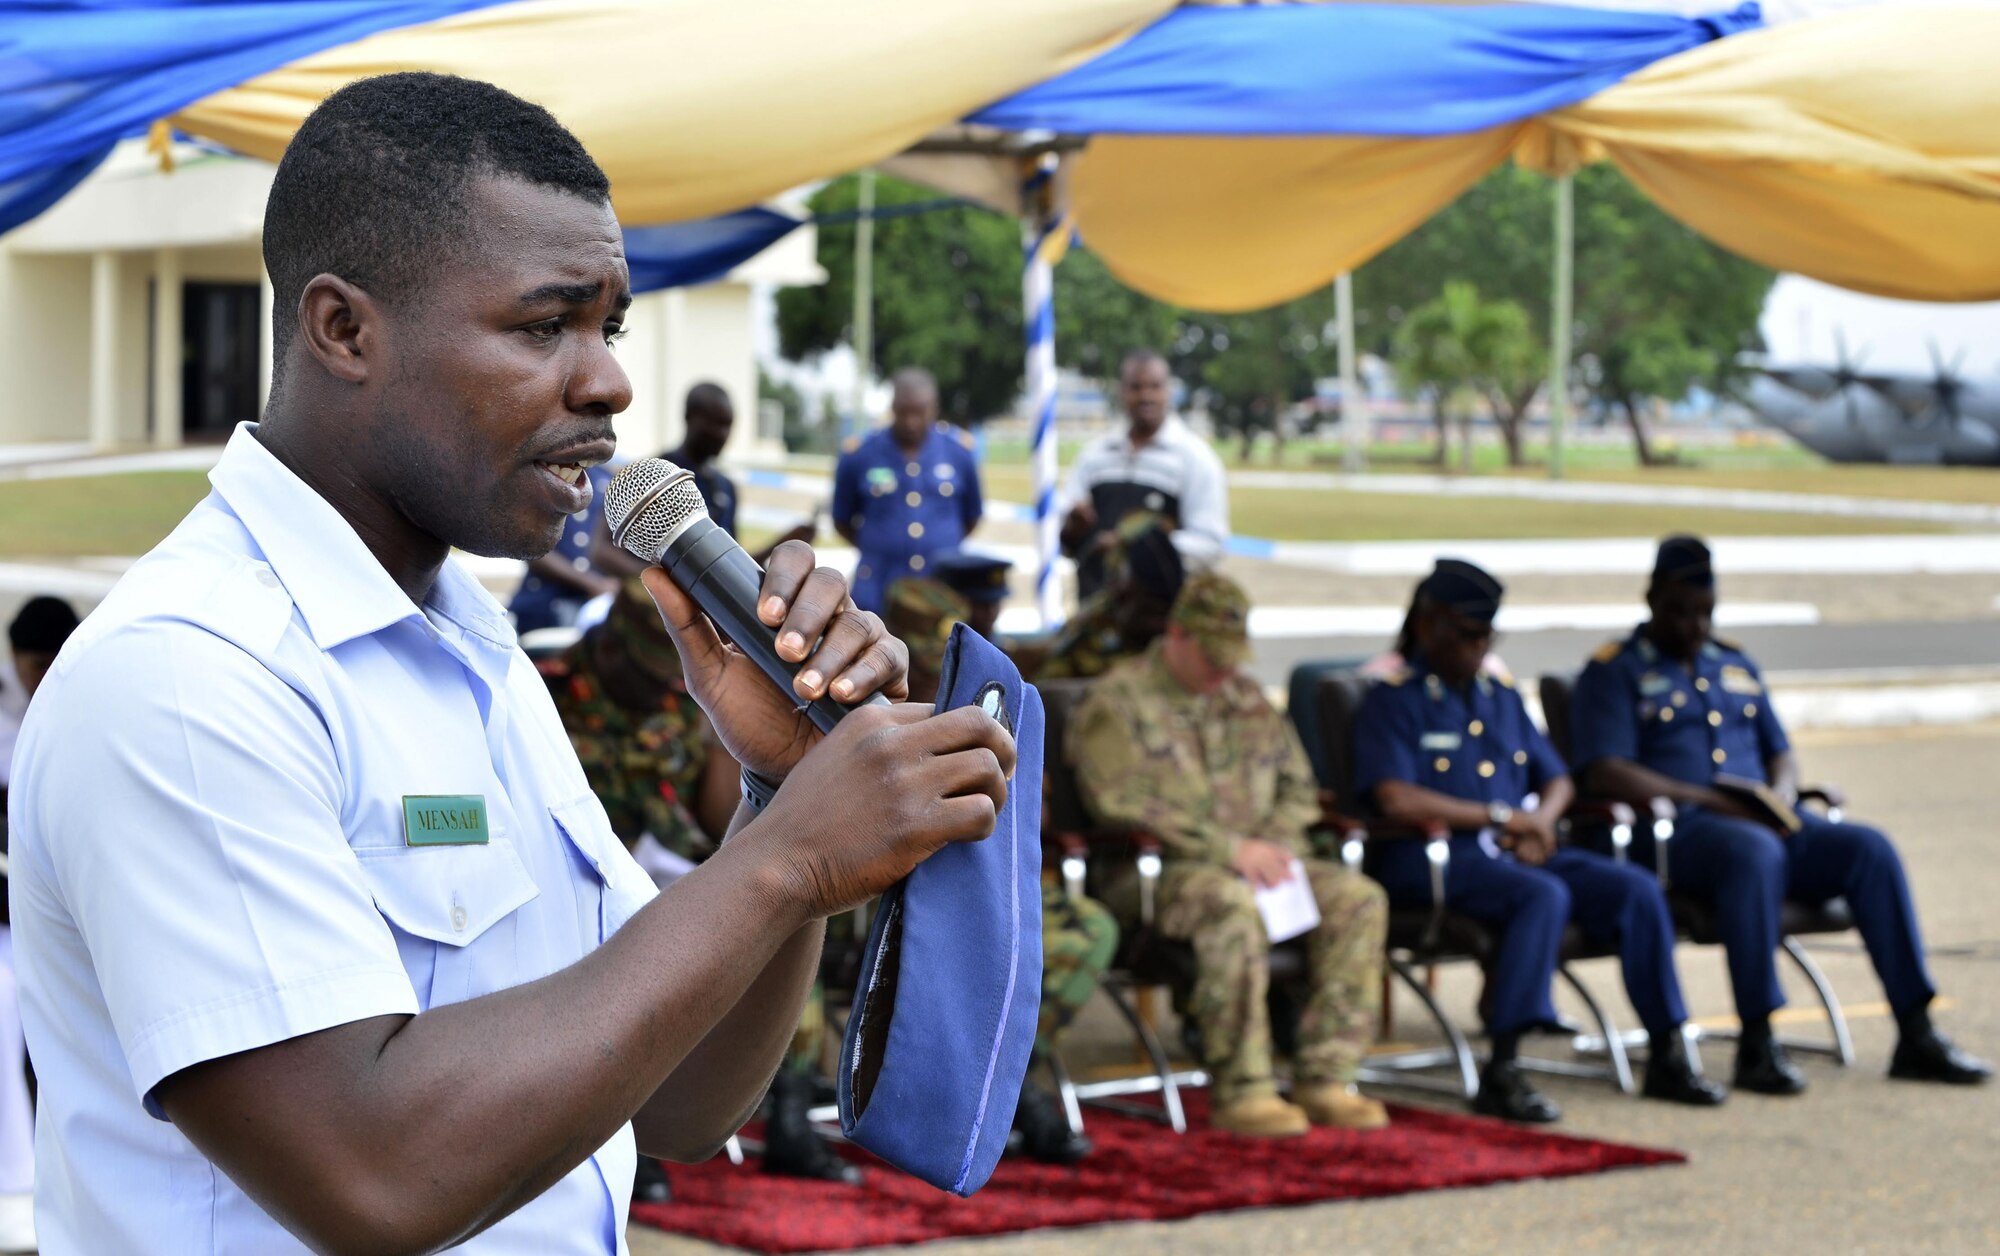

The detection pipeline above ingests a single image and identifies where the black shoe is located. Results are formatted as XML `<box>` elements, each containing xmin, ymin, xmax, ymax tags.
<box><xmin>1013</xmin><ymin>1080</ymin><xmax>1093</xmax><ymax>1165</ymax></box>
<box><xmin>1642</xmin><ymin>1032</ymin><xmax>1728</xmax><ymax>1107</ymax></box>
<box><xmin>763</xmin><ymin>1071</ymin><xmax>864</xmax><ymax>1184</ymax></box>
<box><xmin>1473</xmin><ymin>1060</ymin><xmax>1562</xmax><ymax>1124</ymax></box>
<box><xmin>632</xmin><ymin>1156</ymin><xmax>672</xmax><ymax>1205</ymax></box>
<box><xmin>1733</xmin><ymin>1032</ymin><xmax>1808</xmax><ymax>1096</ymax></box>
<box><xmin>1889</xmin><ymin>1030</ymin><xmax>1993</xmax><ymax>1085</ymax></box>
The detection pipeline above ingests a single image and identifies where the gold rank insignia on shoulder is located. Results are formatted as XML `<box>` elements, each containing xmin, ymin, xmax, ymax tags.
<box><xmin>957</xmin><ymin>427</ymin><xmax>976</xmax><ymax>449</ymax></box>
<box><xmin>1380</xmin><ymin>666</ymin><xmax>1411</xmax><ymax>686</ymax></box>
<box><xmin>841</xmin><ymin>435</ymin><xmax>861</xmax><ymax>454</ymax></box>
<box><xmin>1592</xmin><ymin>639</ymin><xmax>1623</xmax><ymax>664</ymax></box>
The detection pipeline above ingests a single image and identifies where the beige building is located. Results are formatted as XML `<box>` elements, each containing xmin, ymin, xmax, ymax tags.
<box><xmin>0</xmin><ymin>141</ymin><xmax>820</xmax><ymax>459</ymax></box>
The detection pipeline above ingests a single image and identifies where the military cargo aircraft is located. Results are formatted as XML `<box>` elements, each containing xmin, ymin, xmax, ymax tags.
<box><xmin>1748</xmin><ymin>334</ymin><xmax>2000</xmax><ymax>465</ymax></box>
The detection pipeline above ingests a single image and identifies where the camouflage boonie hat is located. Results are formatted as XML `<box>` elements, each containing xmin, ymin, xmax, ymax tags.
<box><xmin>885</xmin><ymin>576</ymin><xmax>969</xmax><ymax>702</ymax></box>
<box><xmin>1170</xmin><ymin>570</ymin><xmax>1250</xmax><ymax>669</ymax></box>
<box><xmin>605</xmin><ymin>577</ymin><xmax>685</xmax><ymax>685</ymax></box>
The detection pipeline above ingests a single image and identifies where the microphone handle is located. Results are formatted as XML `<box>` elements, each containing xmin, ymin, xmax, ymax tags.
<box><xmin>660</xmin><ymin>516</ymin><xmax>890</xmax><ymax>734</ymax></box>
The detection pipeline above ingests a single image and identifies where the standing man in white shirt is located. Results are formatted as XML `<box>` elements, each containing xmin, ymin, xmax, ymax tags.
<box><xmin>1060</xmin><ymin>349</ymin><xmax>1230</xmax><ymax>600</ymax></box>
<box><xmin>5</xmin><ymin>72</ymin><xmax>1013</xmax><ymax>1256</ymax></box>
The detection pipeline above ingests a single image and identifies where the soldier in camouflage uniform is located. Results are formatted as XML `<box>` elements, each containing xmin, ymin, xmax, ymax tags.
<box><xmin>1035</xmin><ymin>513</ymin><xmax>1184</xmax><ymax>682</ymax></box>
<box><xmin>544</xmin><ymin>581</ymin><xmax>859</xmax><ymax>1186</ymax></box>
<box><xmin>883</xmin><ymin>552</ymin><xmax>1112</xmax><ymax>1163</ymax></box>
<box><xmin>1070</xmin><ymin>572</ymin><xmax>1389</xmax><ymax>1137</ymax></box>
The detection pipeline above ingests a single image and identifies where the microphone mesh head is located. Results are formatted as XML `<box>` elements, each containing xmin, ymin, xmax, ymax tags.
<box><xmin>605</xmin><ymin>458</ymin><xmax>705</xmax><ymax>563</ymax></box>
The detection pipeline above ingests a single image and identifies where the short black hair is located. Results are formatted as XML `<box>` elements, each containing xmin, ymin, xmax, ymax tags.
<box><xmin>685</xmin><ymin>382</ymin><xmax>733</xmax><ymax>420</ymax></box>
<box><xmin>262</xmin><ymin>72</ymin><xmax>611</xmax><ymax>382</ymax></box>
<box><xmin>1120</xmin><ymin>347</ymin><xmax>1168</xmax><ymax>377</ymax></box>
<box><xmin>10</xmin><ymin>595</ymin><xmax>80</xmax><ymax>653</ymax></box>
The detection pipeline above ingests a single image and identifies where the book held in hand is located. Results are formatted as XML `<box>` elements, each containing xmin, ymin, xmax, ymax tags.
<box><xmin>1713</xmin><ymin>774</ymin><xmax>1802</xmax><ymax>834</ymax></box>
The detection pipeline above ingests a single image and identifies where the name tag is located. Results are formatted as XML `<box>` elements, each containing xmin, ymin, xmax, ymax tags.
<box><xmin>1420</xmin><ymin>732</ymin><xmax>1462</xmax><ymax>751</ymax></box>
<box><xmin>1721</xmin><ymin>666</ymin><xmax>1763</xmax><ymax>696</ymax></box>
<box><xmin>403</xmin><ymin>795</ymin><xmax>490</xmax><ymax>846</ymax></box>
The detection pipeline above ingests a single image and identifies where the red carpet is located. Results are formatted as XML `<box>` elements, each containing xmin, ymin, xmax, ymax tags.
<box><xmin>631</xmin><ymin>1095</ymin><xmax>1684</xmax><ymax>1252</ymax></box>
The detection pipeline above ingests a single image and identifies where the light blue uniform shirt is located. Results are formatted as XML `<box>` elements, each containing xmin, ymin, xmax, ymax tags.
<box><xmin>6</xmin><ymin>425</ymin><xmax>658</xmax><ymax>1254</ymax></box>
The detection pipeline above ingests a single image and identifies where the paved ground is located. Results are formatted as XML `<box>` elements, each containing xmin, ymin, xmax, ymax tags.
<box><xmin>631</xmin><ymin>721</ymin><xmax>2000</xmax><ymax>1255</ymax></box>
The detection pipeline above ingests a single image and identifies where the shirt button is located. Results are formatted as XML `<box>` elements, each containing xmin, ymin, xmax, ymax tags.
<box><xmin>908</xmin><ymin>522</ymin><xmax>925</xmax><ymax>539</ymax></box>
<box><xmin>1478</xmin><ymin>761</ymin><xmax>1495</xmax><ymax>778</ymax></box>
<box><xmin>450</xmin><ymin>905</ymin><xmax>468</xmax><ymax>933</ymax></box>
<box><xmin>907</xmin><ymin>461</ymin><xmax>922</xmax><ymax>477</ymax></box>
<box><xmin>909</xmin><ymin>555</ymin><xmax>925</xmax><ymax>571</ymax></box>
<box><xmin>1745</xmin><ymin>703</ymin><xmax>1758</xmax><ymax>718</ymax></box>
<box><xmin>906</xmin><ymin>491</ymin><xmax>922</xmax><ymax>507</ymax></box>
<box><xmin>1661</xmin><ymin>707</ymin><xmax>1675</xmax><ymax>722</ymax></box>
<box><xmin>1712</xmin><ymin>749</ymin><xmax>1728</xmax><ymax>764</ymax></box>
<box><xmin>572</xmin><ymin>556</ymin><xmax>589</xmax><ymax>570</ymax></box>
<box><xmin>1708</xmin><ymin>711</ymin><xmax>1723</xmax><ymax>727</ymax></box>
<box><xmin>1695</xmin><ymin>678</ymin><xmax>1710</xmax><ymax>692</ymax></box>
<box><xmin>1433</xmin><ymin>757</ymin><xmax>1450</xmax><ymax>773</ymax></box>
<box><xmin>255</xmin><ymin>568</ymin><xmax>279</xmax><ymax>589</ymax></box>
<box><xmin>1468</xmin><ymin>719</ymin><xmax>1484</xmax><ymax>736</ymax></box>
<box><xmin>1672</xmin><ymin>692</ymin><xmax>1687</xmax><ymax>707</ymax></box>
<box><xmin>940</xmin><ymin>483</ymin><xmax>954</xmax><ymax>497</ymax></box>
<box><xmin>1513</xmin><ymin>750</ymin><xmax>1528</xmax><ymax>765</ymax></box>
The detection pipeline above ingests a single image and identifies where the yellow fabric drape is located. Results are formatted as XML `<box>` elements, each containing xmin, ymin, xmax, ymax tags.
<box><xmin>173</xmin><ymin>0</ymin><xmax>1172</xmax><ymax>226</ymax></box>
<box><xmin>1072</xmin><ymin>6</ymin><xmax>2000</xmax><ymax>310</ymax></box>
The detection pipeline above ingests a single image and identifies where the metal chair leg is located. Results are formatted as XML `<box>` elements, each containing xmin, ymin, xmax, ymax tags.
<box><xmin>1782</xmin><ymin>935</ymin><xmax>1856</xmax><ymax>1066</ymax></box>
<box><xmin>723</xmin><ymin>1135</ymin><xmax>746</xmax><ymax>1166</ymax></box>
<box><xmin>1099</xmin><ymin>981</ymin><xmax>1189</xmax><ymax>1134</ymax></box>
<box><xmin>1390</xmin><ymin>956</ymin><xmax>1480</xmax><ymax>1100</ymax></box>
<box><xmin>1558</xmin><ymin>964</ymin><xmax>1635</xmax><ymax>1094</ymax></box>
<box><xmin>1045</xmin><ymin>1050</ymin><xmax>1086</xmax><ymax>1137</ymax></box>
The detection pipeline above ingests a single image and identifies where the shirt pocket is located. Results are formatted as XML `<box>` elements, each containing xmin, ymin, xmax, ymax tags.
<box><xmin>353</xmin><ymin>838</ymin><xmax>541</xmax><ymax>1010</ymax></box>
<box><xmin>550</xmin><ymin>792</ymin><xmax>658</xmax><ymax>944</ymax></box>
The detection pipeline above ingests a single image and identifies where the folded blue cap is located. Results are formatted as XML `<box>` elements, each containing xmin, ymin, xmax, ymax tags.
<box><xmin>837</xmin><ymin>623</ymin><xmax>1044</xmax><ymax>1196</ymax></box>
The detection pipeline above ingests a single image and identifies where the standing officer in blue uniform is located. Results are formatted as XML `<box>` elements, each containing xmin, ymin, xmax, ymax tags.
<box><xmin>507</xmin><ymin>463</ymin><xmax>616</xmax><ymax>633</ymax></box>
<box><xmin>1572</xmin><ymin>536</ymin><xmax>1989</xmax><ymax>1093</ymax></box>
<box><xmin>833</xmin><ymin>367</ymin><xmax>984</xmax><ymax>615</ymax></box>
<box><xmin>1354</xmin><ymin>560</ymin><xmax>1726</xmax><ymax>1122</ymax></box>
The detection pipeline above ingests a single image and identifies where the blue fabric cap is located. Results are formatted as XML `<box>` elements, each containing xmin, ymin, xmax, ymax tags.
<box><xmin>837</xmin><ymin>624</ymin><xmax>1044</xmax><ymax>1196</ymax></box>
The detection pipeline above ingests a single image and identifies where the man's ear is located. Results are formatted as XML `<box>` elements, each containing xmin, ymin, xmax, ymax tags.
<box><xmin>295</xmin><ymin>274</ymin><xmax>382</xmax><ymax>386</ymax></box>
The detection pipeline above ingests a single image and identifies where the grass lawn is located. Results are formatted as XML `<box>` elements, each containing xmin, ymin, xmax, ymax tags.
<box><xmin>968</xmin><ymin>466</ymin><xmax>1946</xmax><ymax>541</ymax></box>
<box><xmin>0</xmin><ymin>471</ymin><xmax>213</xmax><ymax>558</ymax></box>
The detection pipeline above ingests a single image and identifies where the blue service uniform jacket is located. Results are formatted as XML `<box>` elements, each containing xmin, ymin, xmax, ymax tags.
<box><xmin>1352</xmin><ymin>661</ymin><xmax>1688</xmax><ymax>1039</ymax></box>
<box><xmin>1568</xmin><ymin>628</ymin><xmax>1932</xmax><ymax>1021</ymax></box>
<box><xmin>833</xmin><ymin>425</ymin><xmax>983</xmax><ymax>613</ymax></box>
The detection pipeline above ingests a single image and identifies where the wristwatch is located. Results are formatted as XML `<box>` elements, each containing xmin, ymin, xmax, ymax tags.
<box><xmin>1487</xmin><ymin>800</ymin><xmax>1515</xmax><ymax>829</ymax></box>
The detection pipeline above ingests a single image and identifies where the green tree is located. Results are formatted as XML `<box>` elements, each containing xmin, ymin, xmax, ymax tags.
<box><xmin>1359</xmin><ymin>164</ymin><xmax>1774</xmax><ymax>467</ymax></box>
<box><xmin>777</xmin><ymin>175</ymin><xmax>1023</xmax><ymax>424</ymax></box>
<box><xmin>1393</xmin><ymin>282</ymin><xmax>1538</xmax><ymax>469</ymax></box>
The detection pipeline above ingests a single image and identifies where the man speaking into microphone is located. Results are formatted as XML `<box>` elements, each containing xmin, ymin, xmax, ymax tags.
<box><xmin>5</xmin><ymin>73</ymin><xmax>1014</xmax><ymax>1256</ymax></box>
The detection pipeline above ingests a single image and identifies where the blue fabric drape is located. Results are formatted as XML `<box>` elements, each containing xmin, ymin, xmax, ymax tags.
<box><xmin>968</xmin><ymin>2</ymin><xmax>1762</xmax><ymax>137</ymax></box>
<box><xmin>621</xmin><ymin>207</ymin><xmax>803</xmax><ymax>294</ymax></box>
<box><xmin>0</xmin><ymin>0</ymin><xmax>514</xmax><ymax>235</ymax></box>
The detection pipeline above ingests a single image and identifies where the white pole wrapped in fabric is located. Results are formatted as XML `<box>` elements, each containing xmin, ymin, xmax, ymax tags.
<box><xmin>1021</xmin><ymin>152</ymin><xmax>1065</xmax><ymax>629</ymax></box>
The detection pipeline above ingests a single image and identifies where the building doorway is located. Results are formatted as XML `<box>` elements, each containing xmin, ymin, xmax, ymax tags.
<box><xmin>182</xmin><ymin>282</ymin><xmax>261</xmax><ymax>439</ymax></box>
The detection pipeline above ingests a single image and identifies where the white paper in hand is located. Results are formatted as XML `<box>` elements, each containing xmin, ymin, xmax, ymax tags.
<box><xmin>1254</xmin><ymin>859</ymin><xmax>1321</xmax><ymax>943</ymax></box>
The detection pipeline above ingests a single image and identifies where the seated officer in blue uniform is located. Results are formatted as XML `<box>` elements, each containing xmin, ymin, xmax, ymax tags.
<box><xmin>1355</xmin><ymin>560</ymin><xmax>1727</xmax><ymax>1122</ymax></box>
<box><xmin>1572</xmin><ymin>536</ymin><xmax>1989</xmax><ymax>1093</ymax></box>
<box><xmin>832</xmin><ymin>367</ymin><xmax>984</xmax><ymax>615</ymax></box>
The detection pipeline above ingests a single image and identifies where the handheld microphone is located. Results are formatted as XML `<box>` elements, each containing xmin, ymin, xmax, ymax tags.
<box><xmin>605</xmin><ymin>458</ymin><xmax>888</xmax><ymax>734</ymax></box>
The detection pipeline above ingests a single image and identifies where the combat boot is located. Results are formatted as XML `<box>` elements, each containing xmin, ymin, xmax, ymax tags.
<box><xmin>762</xmin><ymin>1071</ymin><xmax>863</xmax><ymax>1184</ymax></box>
<box><xmin>1210</xmin><ymin>1092</ymin><xmax>1310</xmax><ymax>1137</ymax></box>
<box><xmin>1293</xmin><ymin>1082</ymin><xmax>1389</xmax><ymax>1130</ymax></box>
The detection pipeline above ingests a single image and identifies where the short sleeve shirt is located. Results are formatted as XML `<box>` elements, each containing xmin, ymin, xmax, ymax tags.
<box><xmin>5</xmin><ymin>424</ymin><xmax>658</xmax><ymax>1255</ymax></box>
<box><xmin>1352</xmin><ymin>660</ymin><xmax>1567</xmax><ymax>827</ymax></box>
<box><xmin>1568</xmin><ymin>627</ymin><xmax>1790</xmax><ymax>788</ymax></box>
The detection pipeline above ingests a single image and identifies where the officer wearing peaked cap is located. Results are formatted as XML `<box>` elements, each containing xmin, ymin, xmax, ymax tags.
<box><xmin>1354</xmin><ymin>559</ymin><xmax>1725</xmax><ymax>1122</ymax></box>
<box><xmin>832</xmin><ymin>368</ymin><xmax>984</xmax><ymax>615</ymax></box>
<box><xmin>1571</xmin><ymin>536</ymin><xmax>1989</xmax><ymax>1094</ymax></box>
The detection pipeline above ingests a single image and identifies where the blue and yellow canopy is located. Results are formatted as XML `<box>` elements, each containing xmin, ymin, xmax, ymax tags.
<box><xmin>5</xmin><ymin>0</ymin><xmax>1998</xmax><ymax>305</ymax></box>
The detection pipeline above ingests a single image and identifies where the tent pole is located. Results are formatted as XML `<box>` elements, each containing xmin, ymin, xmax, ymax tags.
<box><xmin>1336</xmin><ymin>270</ymin><xmax>1364</xmax><ymax>474</ymax></box>
<box><xmin>1549</xmin><ymin>173</ymin><xmax>1574</xmax><ymax>480</ymax></box>
<box><xmin>849</xmin><ymin>169</ymin><xmax>876</xmax><ymax>442</ymax></box>
<box><xmin>1021</xmin><ymin>153</ymin><xmax>1063</xmax><ymax>629</ymax></box>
